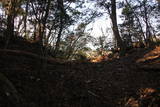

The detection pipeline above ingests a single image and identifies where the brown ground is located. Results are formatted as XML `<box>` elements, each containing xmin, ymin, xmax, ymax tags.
<box><xmin>0</xmin><ymin>37</ymin><xmax>160</xmax><ymax>107</ymax></box>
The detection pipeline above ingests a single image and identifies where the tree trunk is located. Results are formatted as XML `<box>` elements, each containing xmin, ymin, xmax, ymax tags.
<box><xmin>41</xmin><ymin>0</ymin><xmax>51</xmax><ymax>46</ymax></box>
<box><xmin>5</xmin><ymin>0</ymin><xmax>16</xmax><ymax>48</ymax></box>
<box><xmin>6</xmin><ymin>13</ymin><xmax>14</xmax><ymax>37</ymax></box>
<box><xmin>111</xmin><ymin>0</ymin><xmax>126</xmax><ymax>56</ymax></box>
<box><xmin>143</xmin><ymin>2</ymin><xmax>153</xmax><ymax>47</ymax></box>
<box><xmin>54</xmin><ymin>18</ymin><xmax>63</xmax><ymax>56</ymax></box>
<box><xmin>54</xmin><ymin>0</ymin><xmax>65</xmax><ymax>56</ymax></box>
<box><xmin>24</xmin><ymin>0</ymin><xmax>29</xmax><ymax>39</ymax></box>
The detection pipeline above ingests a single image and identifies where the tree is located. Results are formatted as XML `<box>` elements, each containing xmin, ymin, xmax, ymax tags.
<box><xmin>24</xmin><ymin>0</ymin><xmax>29</xmax><ymax>38</ymax></box>
<box><xmin>54</xmin><ymin>0</ymin><xmax>67</xmax><ymax>56</ymax></box>
<box><xmin>110</xmin><ymin>0</ymin><xmax>126</xmax><ymax>55</ymax></box>
<box><xmin>30</xmin><ymin>0</ymin><xmax>52</xmax><ymax>46</ymax></box>
<box><xmin>93</xmin><ymin>0</ymin><xmax>126</xmax><ymax>55</ymax></box>
<box><xmin>135</xmin><ymin>0</ymin><xmax>157</xmax><ymax>47</ymax></box>
<box><xmin>92</xmin><ymin>28</ymin><xmax>111</xmax><ymax>55</ymax></box>
<box><xmin>0</xmin><ymin>0</ymin><xmax>23</xmax><ymax>48</ymax></box>
<box><xmin>120</xmin><ymin>4</ymin><xmax>134</xmax><ymax>47</ymax></box>
<box><xmin>62</xmin><ymin>23</ymin><xmax>93</xmax><ymax>60</ymax></box>
<box><xmin>119</xmin><ymin>1</ymin><xmax>145</xmax><ymax>47</ymax></box>
<box><xmin>124</xmin><ymin>0</ymin><xmax>146</xmax><ymax>47</ymax></box>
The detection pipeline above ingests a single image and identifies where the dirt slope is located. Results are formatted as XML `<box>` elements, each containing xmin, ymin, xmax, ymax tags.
<box><xmin>0</xmin><ymin>38</ymin><xmax>160</xmax><ymax>107</ymax></box>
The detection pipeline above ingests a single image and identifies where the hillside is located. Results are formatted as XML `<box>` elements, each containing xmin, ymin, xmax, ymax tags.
<box><xmin>0</xmin><ymin>38</ymin><xmax>160</xmax><ymax>107</ymax></box>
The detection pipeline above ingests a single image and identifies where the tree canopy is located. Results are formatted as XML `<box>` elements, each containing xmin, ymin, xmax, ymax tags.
<box><xmin>0</xmin><ymin>0</ymin><xmax>159</xmax><ymax>58</ymax></box>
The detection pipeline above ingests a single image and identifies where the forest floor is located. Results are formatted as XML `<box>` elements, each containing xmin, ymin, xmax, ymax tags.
<box><xmin>0</xmin><ymin>37</ymin><xmax>160</xmax><ymax>107</ymax></box>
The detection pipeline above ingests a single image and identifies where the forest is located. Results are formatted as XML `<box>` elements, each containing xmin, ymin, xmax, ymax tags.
<box><xmin>0</xmin><ymin>0</ymin><xmax>160</xmax><ymax>107</ymax></box>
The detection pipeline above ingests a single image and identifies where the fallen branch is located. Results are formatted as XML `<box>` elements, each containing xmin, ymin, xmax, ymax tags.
<box><xmin>0</xmin><ymin>49</ymin><xmax>66</xmax><ymax>64</ymax></box>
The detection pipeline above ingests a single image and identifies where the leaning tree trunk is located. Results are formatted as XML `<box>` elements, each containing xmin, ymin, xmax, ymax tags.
<box><xmin>111</xmin><ymin>0</ymin><xmax>126</xmax><ymax>56</ymax></box>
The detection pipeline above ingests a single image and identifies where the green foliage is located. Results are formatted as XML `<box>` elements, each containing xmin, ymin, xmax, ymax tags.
<box><xmin>122</xmin><ymin>6</ymin><xmax>133</xmax><ymax>16</ymax></box>
<box><xmin>73</xmin><ymin>50</ymin><xmax>88</xmax><ymax>61</ymax></box>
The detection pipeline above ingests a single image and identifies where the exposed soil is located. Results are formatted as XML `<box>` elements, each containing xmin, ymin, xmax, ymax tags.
<box><xmin>0</xmin><ymin>37</ymin><xmax>160</xmax><ymax>107</ymax></box>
